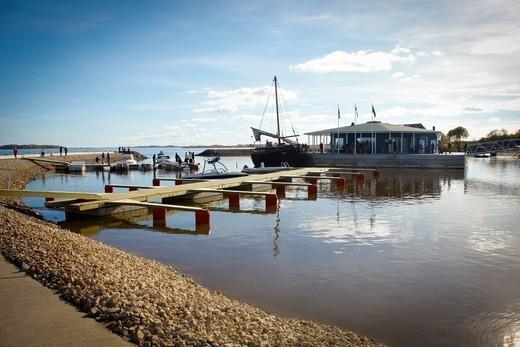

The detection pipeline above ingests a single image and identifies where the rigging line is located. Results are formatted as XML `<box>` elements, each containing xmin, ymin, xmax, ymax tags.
<box><xmin>276</xmin><ymin>82</ymin><xmax>289</xmax><ymax>138</ymax></box>
<box><xmin>279</xmin><ymin>84</ymin><xmax>299</xmax><ymax>138</ymax></box>
<box><xmin>258</xmin><ymin>80</ymin><xmax>274</xmax><ymax>130</ymax></box>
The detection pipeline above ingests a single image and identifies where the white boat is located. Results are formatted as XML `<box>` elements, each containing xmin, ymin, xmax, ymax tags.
<box><xmin>112</xmin><ymin>153</ymin><xmax>139</xmax><ymax>171</ymax></box>
<box><xmin>68</xmin><ymin>161</ymin><xmax>86</xmax><ymax>173</ymax></box>
<box><xmin>157</xmin><ymin>159</ymin><xmax>184</xmax><ymax>171</ymax></box>
<box><xmin>183</xmin><ymin>156</ymin><xmax>248</xmax><ymax>179</ymax></box>
<box><xmin>242</xmin><ymin>162</ymin><xmax>293</xmax><ymax>174</ymax></box>
<box><xmin>473</xmin><ymin>153</ymin><xmax>491</xmax><ymax>158</ymax></box>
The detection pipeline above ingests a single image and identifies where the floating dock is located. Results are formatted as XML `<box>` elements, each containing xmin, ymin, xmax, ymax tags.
<box><xmin>0</xmin><ymin>167</ymin><xmax>380</xmax><ymax>232</ymax></box>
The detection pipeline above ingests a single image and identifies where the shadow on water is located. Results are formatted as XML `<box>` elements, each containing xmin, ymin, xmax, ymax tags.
<box><xmin>23</xmin><ymin>158</ymin><xmax>520</xmax><ymax>347</ymax></box>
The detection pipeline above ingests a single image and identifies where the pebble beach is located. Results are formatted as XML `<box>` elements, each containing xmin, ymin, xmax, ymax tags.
<box><xmin>0</xmin><ymin>155</ymin><xmax>383</xmax><ymax>346</ymax></box>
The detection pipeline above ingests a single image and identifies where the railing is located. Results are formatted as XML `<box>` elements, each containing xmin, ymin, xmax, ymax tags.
<box><xmin>466</xmin><ymin>138</ymin><xmax>520</xmax><ymax>154</ymax></box>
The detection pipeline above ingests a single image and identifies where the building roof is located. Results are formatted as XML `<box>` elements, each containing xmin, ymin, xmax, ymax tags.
<box><xmin>305</xmin><ymin>121</ymin><xmax>440</xmax><ymax>135</ymax></box>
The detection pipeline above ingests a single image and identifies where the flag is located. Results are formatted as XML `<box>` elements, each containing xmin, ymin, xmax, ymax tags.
<box><xmin>371</xmin><ymin>104</ymin><xmax>376</xmax><ymax>118</ymax></box>
<box><xmin>337</xmin><ymin>105</ymin><xmax>341</xmax><ymax>119</ymax></box>
<box><xmin>354</xmin><ymin>105</ymin><xmax>358</xmax><ymax>119</ymax></box>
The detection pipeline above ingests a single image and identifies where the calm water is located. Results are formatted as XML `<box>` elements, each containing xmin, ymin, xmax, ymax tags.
<box><xmin>24</xmin><ymin>158</ymin><xmax>520</xmax><ymax>347</ymax></box>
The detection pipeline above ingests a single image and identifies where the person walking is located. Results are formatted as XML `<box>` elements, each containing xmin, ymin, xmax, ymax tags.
<box><xmin>107</xmin><ymin>152</ymin><xmax>111</xmax><ymax>165</ymax></box>
<box><xmin>101</xmin><ymin>152</ymin><xmax>105</xmax><ymax>164</ymax></box>
<box><xmin>13</xmin><ymin>146</ymin><xmax>18</xmax><ymax>159</ymax></box>
<box><xmin>319</xmin><ymin>142</ymin><xmax>323</xmax><ymax>153</ymax></box>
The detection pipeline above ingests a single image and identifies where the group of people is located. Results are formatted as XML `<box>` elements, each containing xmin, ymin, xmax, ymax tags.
<box><xmin>118</xmin><ymin>146</ymin><xmax>131</xmax><ymax>153</ymax></box>
<box><xmin>94</xmin><ymin>152</ymin><xmax>111</xmax><ymax>165</ymax></box>
<box><xmin>59</xmin><ymin>146</ymin><xmax>69</xmax><ymax>156</ymax></box>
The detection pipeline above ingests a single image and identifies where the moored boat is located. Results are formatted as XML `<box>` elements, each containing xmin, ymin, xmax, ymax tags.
<box><xmin>183</xmin><ymin>156</ymin><xmax>247</xmax><ymax>179</ymax></box>
<box><xmin>250</xmin><ymin>76</ymin><xmax>310</xmax><ymax>167</ymax></box>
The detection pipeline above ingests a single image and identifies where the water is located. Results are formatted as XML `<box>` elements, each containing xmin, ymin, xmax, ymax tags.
<box><xmin>23</xmin><ymin>158</ymin><xmax>520</xmax><ymax>347</ymax></box>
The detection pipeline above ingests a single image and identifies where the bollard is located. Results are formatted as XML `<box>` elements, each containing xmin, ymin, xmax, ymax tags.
<box><xmin>104</xmin><ymin>185</ymin><xmax>114</xmax><ymax>193</ymax></box>
<box><xmin>129</xmin><ymin>187</ymin><xmax>138</xmax><ymax>191</ymax></box>
<box><xmin>152</xmin><ymin>178</ymin><xmax>160</xmax><ymax>186</ymax></box>
<box><xmin>195</xmin><ymin>210</ymin><xmax>211</xmax><ymax>226</ymax></box>
<box><xmin>152</xmin><ymin>208</ymin><xmax>166</xmax><ymax>227</ymax></box>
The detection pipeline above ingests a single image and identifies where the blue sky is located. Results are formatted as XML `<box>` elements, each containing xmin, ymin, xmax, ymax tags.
<box><xmin>1</xmin><ymin>0</ymin><xmax>519</xmax><ymax>146</ymax></box>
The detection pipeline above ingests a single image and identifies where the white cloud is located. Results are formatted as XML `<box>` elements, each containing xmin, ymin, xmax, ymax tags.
<box><xmin>194</xmin><ymin>85</ymin><xmax>298</xmax><ymax>113</ymax></box>
<box><xmin>431</xmin><ymin>50</ymin><xmax>445</xmax><ymax>56</ymax></box>
<box><xmin>469</xmin><ymin>35</ymin><xmax>520</xmax><ymax>55</ymax></box>
<box><xmin>391</xmin><ymin>71</ymin><xmax>421</xmax><ymax>83</ymax></box>
<box><xmin>192</xmin><ymin>117</ymin><xmax>218</xmax><ymax>122</ymax></box>
<box><xmin>293</xmin><ymin>46</ymin><xmax>415</xmax><ymax>73</ymax></box>
<box><xmin>489</xmin><ymin>117</ymin><xmax>501</xmax><ymax>124</ymax></box>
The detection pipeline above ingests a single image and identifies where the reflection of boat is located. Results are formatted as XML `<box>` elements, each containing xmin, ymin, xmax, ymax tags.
<box><xmin>68</xmin><ymin>161</ymin><xmax>86</xmax><ymax>173</ymax></box>
<box><xmin>250</xmin><ymin>76</ymin><xmax>310</xmax><ymax>167</ymax></box>
<box><xmin>242</xmin><ymin>162</ymin><xmax>293</xmax><ymax>174</ymax></box>
<box><xmin>183</xmin><ymin>156</ymin><xmax>247</xmax><ymax>179</ymax></box>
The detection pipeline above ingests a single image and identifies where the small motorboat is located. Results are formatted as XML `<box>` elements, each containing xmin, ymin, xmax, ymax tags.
<box><xmin>183</xmin><ymin>156</ymin><xmax>247</xmax><ymax>179</ymax></box>
<box><xmin>473</xmin><ymin>153</ymin><xmax>491</xmax><ymax>158</ymax></box>
<box><xmin>157</xmin><ymin>159</ymin><xmax>185</xmax><ymax>171</ymax></box>
<box><xmin>242</xmin><ymin>162</ymin><xmax>293</xmax><ymax>174</ymax></box>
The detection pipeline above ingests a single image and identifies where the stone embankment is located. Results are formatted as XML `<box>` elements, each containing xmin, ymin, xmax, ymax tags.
<box><xmin>0</xmin><ymin>157</ymin><xmax>383</xmax><ymax>346</ymax></box>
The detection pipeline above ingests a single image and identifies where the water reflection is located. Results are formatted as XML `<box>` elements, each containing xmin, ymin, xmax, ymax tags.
<box><xmin>23</xmin><ymin>158</ymin><xmax>520</xmax><ymax>347</ymax></box>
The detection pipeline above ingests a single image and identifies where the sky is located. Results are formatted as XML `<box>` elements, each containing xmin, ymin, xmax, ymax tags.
<box><xmin>1</xmin><ymin>0</ymin><xmax>519</xmax><ymax>146</ymax></box>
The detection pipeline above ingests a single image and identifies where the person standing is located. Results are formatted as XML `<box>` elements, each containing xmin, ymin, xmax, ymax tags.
<box><xmin>107</xmin><ymin>152</ymin><xmax>111</xmax><ymax>165</ymax></box>
<box><xmin>319</xmin><ymin>142</ymin><xmax>323</xmax><ymax>153</ymax></box>
<box><xmin>59</xmin><ymin>146</ymin><xmax>63</xmax><ymax>156</ymax></box>
<box><xmin>101</xmin><ymin>152</ymin><xmax>105</xmax><ymax>164</ymax></box>
<box><xmin>64</xmin><ymin>147</ymin><xmax>68</xmax><ymax>156</ymax></box>
<box><xmin>13</xmin><ymin>146</ymin><xmax>18</xmax><ymax>159</ymax></box>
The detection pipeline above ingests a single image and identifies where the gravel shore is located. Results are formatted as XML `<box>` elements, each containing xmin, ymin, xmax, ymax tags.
<box><xmin>0</xmin><ymin>158</ymin><xmax>383</xmax><ymax>346</ymax></box>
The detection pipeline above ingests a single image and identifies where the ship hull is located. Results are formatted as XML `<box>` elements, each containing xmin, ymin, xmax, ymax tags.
<box><xmin>251</xmin><ymin>145</ymin><xmax>310</xmax><ymax>167</ymax></box>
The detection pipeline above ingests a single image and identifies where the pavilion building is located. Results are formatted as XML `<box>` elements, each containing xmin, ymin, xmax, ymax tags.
<box><xmin>305</xmin><ymin>121</ymin><xmax>441</xmax><ymax>154</ymax></box>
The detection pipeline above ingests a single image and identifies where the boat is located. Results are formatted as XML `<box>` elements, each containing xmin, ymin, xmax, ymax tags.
<box><xmin>242</xmin><ymin>162</ymin><xmax>293</xmax><ymax>174</ymax></box>
<box><xmin>250</xmin><ymin>76</ymin><xmax>310</xmax><ymax>167</ymax></box>
<box><xmin>157</xmin><ymin>159</ymin><xmax>184</xmax><ymax>171</ymax></box>
<box><xmin>68</xmin><ymin>161</ymin><xmax>86</xmax><ymax>173</ymax></box>
<box><xmin>182</xmin><ymin>156</ymin><xmax>247</xmax><ymax>179</ymax></box>
<box><xmin>473</xmin><ymin>153</ymin><xmax>491</xmax><ymax>158</ymax></box>
<box><xmin>112</xmin><ymin>153</ymin><xmax>138</xmax><ymax>171</ymax></box>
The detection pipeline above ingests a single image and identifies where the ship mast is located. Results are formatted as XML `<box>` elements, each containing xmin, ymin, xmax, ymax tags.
<box><xmin>274</xmin><ymin>76</ymin><xmax>281</xmax><ymax>144</ymax></box>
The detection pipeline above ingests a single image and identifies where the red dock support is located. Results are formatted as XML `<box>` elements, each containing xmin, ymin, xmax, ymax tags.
<box><xmin>308</xmin><ymin>184</ymin><xmax>318</xmax><ymax>198</ymax></box>
<box><xmin>373</xmin><ymin>170</ymin><xmax>380</xmax><ymax>179</ymax></box>
<box><xmin>195</xmin><ymin>210</ymin><xmax>211</xmax><ymax>226</ymax></box>
<box><xmin>227</xmin><ymin>193</ymin><xmax>240</xmax><ymax>208</ymax></box>
<box><xmin>45</xmin><ymin>197</ymin><xmax>55</xmax><ymax>202</ymax></box>
<box><xmin>337</xmin><ymin>177</ymin><xmax>346</xmax><ymax>187</ymax></box>
<box><xmin>275</xmin><ymin>185</ymin><xmax>286</xmax><ymax>196</ymax></box>
<box><xmin>175</xmin><ymin>180</ymin><xmax>183</xmax><ymax>185</ymax></box>
<box><xmin>152</xmin><ymin>208</ymin><xmax>166</xmax><ymax>227</ymax></box>
<box><xmin>152</xmin><ymin>178</ymin><xmax>160</xmax><ymax>186</ymax></box>
<box><xmin>306</xmin><ymin>177</ymin><xmax>318</xmax><ymax>184</ymax></box>
<box><xmin>265</xmin><ymin>193</ymin><xmax>278</xmax><ymax>208</ymax></box>
<box><xmin>104</xmin><ymin>185</ymin><xmax>114</xmax><ymax>193</ymax></box>
<box><xmin>354</xmin><ymin>173</ymin><xmax>365</xmax><ymax>183</ymax></box>
<box><xmin>129</xmin><ymin>187</ymin><xmax>138</xmax><ymax>191</ymax></box>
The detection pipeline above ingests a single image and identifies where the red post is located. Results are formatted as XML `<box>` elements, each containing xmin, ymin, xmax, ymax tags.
<box><xmin>275</xmin><ymin>185</ymin><xmax>286</xmax><ymax>196</ymax></box>
<box><xmin>307</xmin><ymin>177</ymin><xmax>318</xmax><ymax>184</ymax></box>
<box><xmin>227</xmin><ymin>193</ymin><xmax>240</xmax><ymax>208</ymax></box>
<box><xmin>336</xmin><ymin>177</ymin><xmax>346</xmax><ymax>187</ymax></box>
<box><xmin>129</xmin><ymin>187</ymin><xmax>138</xmax><ymax>191</ymax></box>
<box><xmin>175</xmin><ymin>179</ymin><xmax>183</xmax><ymax>185</ymax></box>
<box><xmin>265</xmin><ymin>193</ymin><xmax>278</xmax><ymax>208</ymax></box>
<box><xmin>104</xmin><ymin>185</ymin><xmax>114</xmax><ymax>193</ymax></box>
<box><xmin>152</xmin><ymin>208</ymin><xmax>166</xmax><ymax>227</ymax></box>
<box><xmin>45</xmin><ymin>197</ymin><xmax>55</xmax><ymax>202</ymax></box>
<box><xmin>195</xmin><ymin>210</ymin><xmax>210</xmax><ymax>226</ymax></box>
<box><xmin>355</xmin><ymin>173</ymin><xmax>365</xmax><ymax>183</ymax></box>
<box><xmin>373</xmin><ymin>170</ymin><xmax>380</xmax><ymax>179</ymax></box>
<box><xmin>308</xmin><ymin>184</ymin><xmax>318</xmax><ymax>198</ymax></box>
<box><xmin>152</xmin><ymin>178</ymin><xmax>160</xmax><ymax>186</ymax></box>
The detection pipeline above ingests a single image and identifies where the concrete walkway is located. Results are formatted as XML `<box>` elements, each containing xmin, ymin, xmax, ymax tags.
<box><xmin>0</xmin><ymin>255</ymin><xmax>132</xmax><ymax>346</ymax></box>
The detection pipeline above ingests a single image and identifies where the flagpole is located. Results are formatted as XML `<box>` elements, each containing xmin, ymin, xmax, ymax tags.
<box><xmin>337</xmin><ymin>105</ymin><xmax>340</xmax><ymax>155</ymax></box>
<box><xmin>354</xmin><ymin>105</ymin><xmax>357</xmax><ymax>155</ymax></box>
<box><xmin>371</xmin><ymin>103</ymin><xmax>374</xmax><ymax>155</ymax></box>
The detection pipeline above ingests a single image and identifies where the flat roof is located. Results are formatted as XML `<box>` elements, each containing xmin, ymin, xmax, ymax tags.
<box><xmin>305</xmin><ymin>121</ymin><xmax>441</xmax><ymax>135</ymax></box>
